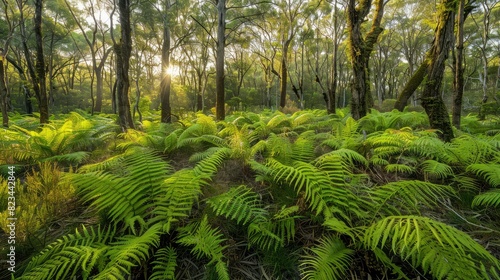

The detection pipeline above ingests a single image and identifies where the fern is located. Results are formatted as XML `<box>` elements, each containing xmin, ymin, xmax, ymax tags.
<box><xmin>150</xmin><ymin>247</ymin><xmax>177</xmax><ymax>280</ymax></box>
<box><xmin>369</xmin><ymin>180</ymin><xmax>457</xmax><ymax>217</ymax></box>
<box><xmin>364</xmin><ymin>216</ymin><xmax>500</xmax><ymax>279</ymax></box>
<box><xmin>68</xmin><ymin>147</ymin><xmax>171</xmax><ymax>226</ymax></box>
<box><xmin>150</xmin><ymin>169</ymin><xmax>204</xmax><ymax>232</ymax></box>
<box><xmin>420</xmin><ymin>159</ymin><xmax>454</xmax><ymax>180</ymax></box>
<box><xmin>300</xmin><ymin>236</ymin><xmax>354</xmax><ymax>280</ymax></box>
<box><xmin>207</xmin><ymin>185</ymin><xmax>267</xmax><ymax>225</ymax></box>
<box><xmin>472</xmin><ymin>189</ymin><xmax>500</xmax><ymax>208</ymax></box>
<box><xmin>177</xmin><ymin>216</ymin><xmax>229</xmax><ymax>280</ymax></box>
<box><xmin>466</xmin><ymin>164</ymin><xmax>500</xmax><ymax>187</ymax></box>
<box><xmin>19</xmin><ymin>226</ymin><xmax>115</xmax><ymax>280</ymax></box>
<box><xmin>96</xmin><ymin>224</ymin><xmax>162</xmax><ymax>280</ymax></box>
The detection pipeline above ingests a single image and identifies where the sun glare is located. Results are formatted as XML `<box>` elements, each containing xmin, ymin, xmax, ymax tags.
<box><xmin>165</xmin><ymin>65</ymin><xmax>180</xmax><ymax>77</ymax></box>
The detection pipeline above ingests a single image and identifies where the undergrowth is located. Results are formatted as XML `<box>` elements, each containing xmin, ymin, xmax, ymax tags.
<box><xmin>0</xmin><ymin>109</ymin><xmax>499</xmax><ymax>280</ymax></box>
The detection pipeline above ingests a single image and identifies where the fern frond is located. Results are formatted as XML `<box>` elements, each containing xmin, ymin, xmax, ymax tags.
<box><xmin>385</xmin><ymin>164</ymin><xmax>415</xmax><ymax>174</ymax></box>
<box><xmin>192</xmin><ymin>147</ymin><xmax>231</xmax><ymax>177</ymax></box>
<box><xmin>369</xmin><ymin>180</ymin><xmax>457</xmax><ymax>217</ymax></box>
<box><xmin>150</xmin><ymin>247</ymin><xmax>177</xmax><ymax>280</ymax></box>
<box><xmin>20</xmin><ymin>226</ymin><xmax>114</xmax><ymax>280</ymax></box>
<box><xmin>300</xmin><ymin>236</ymin><xmax>354</xmax><ymax>280</ymax></box>
<box><xmin>96</xmin><ymin>224</ymin><xmax>162</xmax><ymax>280</ymax></box>
<box><xmin>466</xmin><ymin>164</ymin><xmax>500</xmax><ymax>187</ymax></box>
<box><xmin>177</xmin><ymin>216</ymin><xmax>229</xmax><ymax>280</ymax></box>
<box><xmin>420</xmin><ymin>159</ymin><xmax>454</xmax><ymax>179</ymax></box>
<box><xmin>207</xmin><ymin>185</ymin><xmax>267</xmax><ymax>225</ymax></box>
<box><xmin>364</xmin><ymin>216</ymin><xmax>500</xmax><ymax>280</ymax></box>
<box><xmin>472</xmin><ymin>189</ymin><xmax>500</xmax><ymax>208</ymax></box>
<box><xmin>150</xmin><ymin>169</ymin><xmax>204</xmax><ymax>232</ymax></box>
<box><xmin>69</xmin><ymin>148</ymin><xmax>170</xmax><ymax>225</ymax></box>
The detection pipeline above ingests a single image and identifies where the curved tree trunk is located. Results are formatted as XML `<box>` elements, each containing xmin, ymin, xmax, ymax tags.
<box><xmin>421</xmin><ymin>0</ymin><xmax>456</xmax><ymax>142</ymax></box>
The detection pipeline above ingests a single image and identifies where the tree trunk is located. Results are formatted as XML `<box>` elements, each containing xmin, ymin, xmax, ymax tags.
<box><xmin>0</xmin><ymin>53</ymin><xmax>9</xmax><ymax>127</ymax></box>
<box><xmin>116</xmin><ymin>0</ymin><xmax>134</xmax><ymax>130</ymax></box>
<box><xmin>452</xmin><ymin>0</ymin><xmax>465</xmax><ymax>128</ymax></box>
<box><xmin>279</xmin><ymin>37</ymin><xmax>292</xmax><ymax>109</ymax></box>
<box><xmin>215</xmin><ymin>0</ymin><xmax>226</xmax><ymax>121</ymax></box>
<box><xmin>421</xmin><ymin>0</ymin><xmax>456</xmax><ymax>142</ymax></box>
<box><xmin>347</xmin><ymin>0</ymin><xmax>385</xmax><ymax>120</ymax></box>
<box><xmin>160</xmin><ymin>0</ymin><xmax>172</xmax><ymax>123</ymax></box>
<box><xmin>326</xmin><ymin>3</ymin><xmax>338</xmax><ymax>115</ymax></box>
<box><xmin>34</xmin><ymin>0</ymin><xmax>49</xmax><ymax>124</ymax></box>
<box><xmin>394</xmin><ymin>58</ymin><xmax>429</xmax><ymax>111</ymax></box>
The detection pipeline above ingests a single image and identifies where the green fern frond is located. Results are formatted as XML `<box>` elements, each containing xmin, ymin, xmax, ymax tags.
<box><xmin>207</xmin><ymin>185</ymin><xmax>267</xmax><ymax>225</ymax></box>
<box><xmin>266</xmin><ymin>158</ymin><xmax>360</xmax><ymax>221</ymax></box>
<box><xmin>466</xmin><ymin>164</ymin><xmax>500</xmax><ymax>187</ymax></box>
<box><xmin>300</xmin><ymin>236</ymin><xmax>354</xmax><ymax>280</ymax></box>
<box><xmin>192</xmin><ymin>147</ymin><xmax>231</xmax><ymax>177</ymax></box>
<box><xmin>248</xmin><ymin>220</ymin><xmax>282</xmax><ymax>251</ymax></box>
<box><xmin>364</xmin><ymin>216</ymin><xmax>500</xmax><ymax>280</ymax></box>
<box><xmin>369</xmin><ymin>180</ymin><xmax>457</xmax><ymax>217</ymax></box>
<box><xmin>472</xmin><ymin>189</ymin><xmax>500</xmax><ymax>208</ymax></box>
<box><xmin>69</xmin><ymin>148</ymin><xmax>170</xmax><ymax>225</ymax></box>
<box><xmin>96</xmin><ymin>224</ymin><xmax>162</xmax><ymax>280</ymax></box>
<box><xmin>385</xmin><ymin>164</ymin><xmax>415</xmax><ymax>174</ymax></box>
<box><xmin>150</xmin><ymin>247</ymin><xmax>177</xmax><ymax>280</ymax></box>
<box><xmin>323</xmin><ymin>148</ymin><xmax>368</xmax><ymax>167</ymax></box>
<box><xmin>150</xmin><ymin>169</ymin><xmax>204</xmax><ymax>232</ymax></box>
<box><xmin>291</xmin><ymin>131</ymin><xmax>316</xmax><ymax>162</ymax></box>
<box><xmin>266</xmin><ymin>113</ymin><xmax>292</xmax><ymax>131</ymax></box>
<box><xmin>20</xmin><ymin>225</ymin><xmax>114</xmax><ymax>280</ymax></box>
<box><xmin>408</xmin><ymin>135</ymin><xmax>448</xmax><ymax>160</ymax></box>
<box><xmin>447</xmin><ymin>135</ymin><xmax>499</xmax><ymax>166</ymax></box>
<box><xmin>177</xmin><ymin>216</ymin><xmax>229</xmax><ymax>280</ymax></box>
<box><xmin>42</xmin><ymin>151</ymin><xmax>90</xmax><ymax>165</ymax></box>
<box><xmin>420</xmin><ymin>159</ymin><xmax>454</xmax><ymax>179</ymax></box>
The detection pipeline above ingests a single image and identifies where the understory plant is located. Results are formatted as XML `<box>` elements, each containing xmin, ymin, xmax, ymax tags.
<box><xmin>4</xmin><ymin>109</ymin><xmax>500</xmax><ymax>280</ymax></box>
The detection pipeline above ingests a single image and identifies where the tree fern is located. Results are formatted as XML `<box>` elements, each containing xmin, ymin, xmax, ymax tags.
<box><xmin>300</xmin><ymin>236</ymin><xmax>354</xmax><ymax>280</ymax></box>
<box><xmin>363</xmin><ymin>216</ymin><xmax>500</xmax><ymax>279</ymax></box>
<box><xmin>177</xmin><ymin>216</ymin><xmax>229</xmax><ymax>280</ymax></box>
<box><xmin>149</xmin><ymin>247</ymin><xmax>177</xmax><ymax>280</ymax></box>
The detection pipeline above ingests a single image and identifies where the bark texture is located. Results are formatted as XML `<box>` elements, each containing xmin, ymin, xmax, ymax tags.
<box><xmin>215</xmin><ymin>0</ymin><xmax>226</xmax><ymax>120</ymax></box>
<box><xmin>346</xmin><ymin>0</ymin><xmax>385</xmax><ymax>120</ymax></box>
<box><xmin>116</xmin><ymin>0</ymin><xmax>135</xmax><ymax>130</ymax></box>
<box><xmin>421</xmin><ymin>0</ymin><xmax>456</xmax><ymax>142</ymax></box>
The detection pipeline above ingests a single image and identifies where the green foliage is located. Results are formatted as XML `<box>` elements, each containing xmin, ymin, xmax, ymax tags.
<box><xmin>364</xmin><ymin>216</ymin><xmax>500</xmax><ymax>280</ymax></box>
<box><xmin>300</xmin><ymin>236</ymin><xmax>354</xmax><ymax>280</ymax></box>
<box><xmin>177</xmin><ymin>216</ymin><xmax>229</xmax><ymax>280</ymax></box>
<box><xmin>11</xmin><ymin>110</ymin><xmax>500</xmax><ymax>280</ymax></box>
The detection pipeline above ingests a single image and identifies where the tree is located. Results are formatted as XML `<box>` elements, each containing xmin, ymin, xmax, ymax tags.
<box><xmin>346</xmin><ymin>0</ymin><xmax>386</xmax><ymax>120</ymax></box>
<box><xmin>452</xmin><ymin>0</ymin><xmax>466</xmax><ymax>128</ymax></box>
<box><xmin>420</xmin><ymin>0</ymin><xmax>456</xmax><ymax>142</ymax></box>
<box><xmin>34</xmin><ymin>0</ymin><xmax>49</xmax><ymax>123</ymax></box>
<box><xmin>65</xmin><ymin>0</ymin><xmax>113</xmax><ymax>113</ymax></box>
<box><xmin>113</xmin><ymin>0</ymin><xmax>135</xmax><ymax>130</ymax></box>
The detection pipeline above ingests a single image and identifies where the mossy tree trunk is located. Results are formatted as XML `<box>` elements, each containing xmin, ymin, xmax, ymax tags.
<box><xmin>421</xmin><ymin>0</ymin><xmax>456</xmax><ymax>142</ymax></box>
<box><xmin>346</xmin><ymin>0</ymin><xmax>385</xmax><ymax>120</ymax></box>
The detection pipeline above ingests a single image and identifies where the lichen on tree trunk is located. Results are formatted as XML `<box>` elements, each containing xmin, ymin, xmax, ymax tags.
<box><xmin>420</xmin><ymin>0</ymin><xmax>456</xmax><ymax>142</ymax></box>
